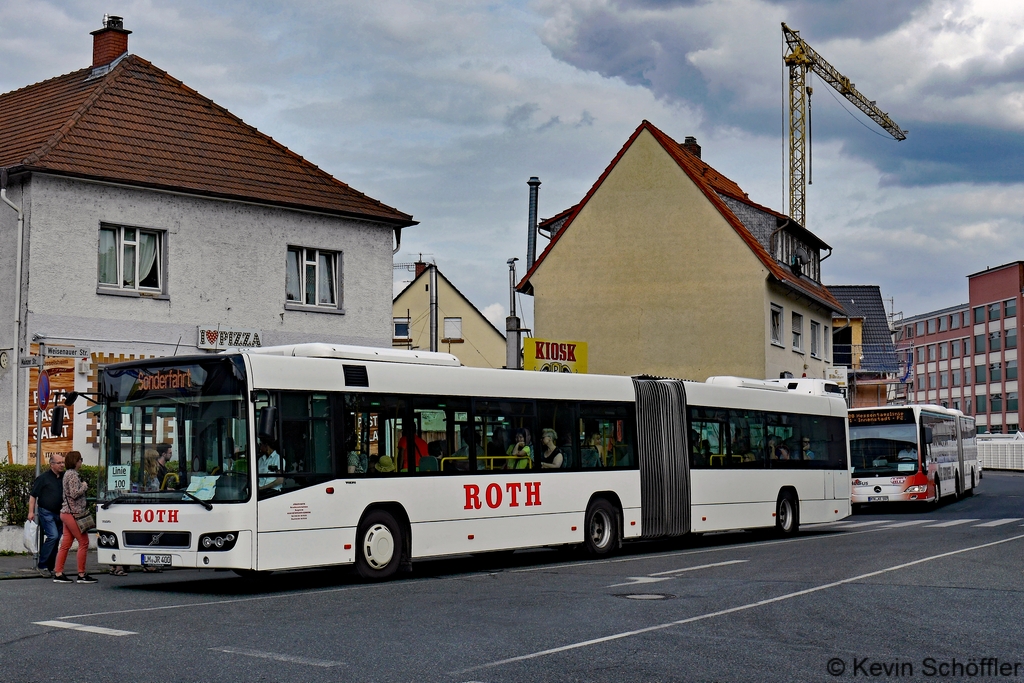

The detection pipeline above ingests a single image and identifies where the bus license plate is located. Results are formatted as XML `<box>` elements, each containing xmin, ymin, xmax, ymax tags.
<box><xmin>141</xmin><ymin>554</ymin><xmax>171</xmax><ymax>567</ymax></box>
<box><xmin>867</xmin><ymin>496</ymin><xmax>889</xmax><ymax>502</ymax></box>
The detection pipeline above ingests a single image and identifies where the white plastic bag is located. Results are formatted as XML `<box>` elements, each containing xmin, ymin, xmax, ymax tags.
<box><xmin>23</xmin><ymin>519</ymin><xmax>39</xmax><ymax>555</ymax></box>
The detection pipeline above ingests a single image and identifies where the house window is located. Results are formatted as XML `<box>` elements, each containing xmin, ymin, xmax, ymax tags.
<box><xmin>824</xmin><ymin>325</ymin><xmax>830</xmax><ymax>359</ymax></box>
<box><xmin>1007</xmin><ymin>360</ymin><xmax>1017</xmax><ymax>381</ymax></box>
<box><xmin>1008</xmin><ymin>393</ymin><xmax>1019</xmax><ymax>412</ymax></box>
<box><xmin>928</xmin><ymin>373</ymin><xmax>936</xmax><ymax>390</ymax></box>
<box><xmin>770</xmin><ymin>305</ymin><xmax>783</xmax><ymax>346</ymax></box>
<box><xmin>1006</xmin><ymin>328</ymin><xmax>1017</xmax><ymax>349</ymax></box>
<box><xmin>286</xmin><ymin>247</ymin><xmax>340</xmax><ymax>308</ymax></box>
<box><xmin>906</xmin><ymin>325</ymin><xmax>914</xmax><ymax>339</ymax></box>
<box><xmin>1006</xmin><ymin>299</ymin><xmax>1017</xmax><ymax>318</ymax></box>
<box><xmin>393</xmin><ymin>317</ymin><xmax>410</xmax><ymax>339</ymax></box>
<box><xmin>975</xmin><ymin>366</ymin><xmax>985</xmax><ymax>384</ymax></box>
<box><xmin>975</xmin><ymin>334</ymin><xmax>985</xmax><ymax>355</ymax></box>
<box><xmin>951</xmin><ymin>339</ymin><xmax>961</xmax><ymax>357</ymax></box>
<box><xmin>964</xmin><ymin>311</ymin><xmax>971</xmax><ymax>327</ymax></box>
<box><xmin>917</xmin><ymin>347</ymin><xmax>925</xmax><ymax>364</ymax></box>
<box><xmin>792</xmin><ymin>313</ymin><xmax>803</xmax><ymax>352</ymax></box>
<box><xmin>98</xmin><ymin>225</ymin><xmax>163</xmax><ymax>292</ymax></box>
<box><xmin>951</xmin><ymin>314</ymin><xmax>960</xmax><ymax>330</ymax></box>
<box><xmin>974</xmin><ymin>307</ymin><xmax>985</xmax><ymax>324</ymax></box>
<box><xmin>990</xmin><ymin>331</ymin><xmax>1001</xmax><ymax>352</ymax></box>
<box><xmin>940</xmin><ymin>371</ymin><xmax>948</xmax><ymax>389</ymax></box>
<box><xmin>928</xmin><ymin>345</ymin><xmax>936</xmax><ymax>362</ymax></box>
<box><xmin>938</xmin><ymin>316</ymin><xmax>948</xmax><ymax>332</ymax></box>
<box><xmin>991</xmin><ymin>363</ymin><xmax>1002</xmax><ymax>383</ymax></box>
<box><xmin>916</xmin><ymin>321</ymin><xmax>925</xmax><ymax>337</ymax></box>
<box><xmin>989</xmin><ymin>303</ymin><xmax>1001</xmax><ymax>321</ymax></box>
<box><xmin>964</xmin><ymin>337</ymin><xmax>971</xmax><ymax>355</ymax></box>
<box><xmin>977</xmin><ymin>394</ymin><xmax>987</xmax><ymax>413</ymax></box>
<box><xmin>810</xmin><ymin>321</ymin><xmax>821</xmax><ymax>358</ymax></box>
<box><xmin>991</xmin><ymin>393</ymin><xmax>1003</xmax><ymax>413</ymax></box>
<box><xmin>938</xmin><ymin>342</ymin><xmax>948</xmax><ymax>360</ymax></box>
<box><xmin>952</xmin><ymin>369</ymin><xmax>960</xmax><ymax>387</ymax></box>
<box><xmin>927</xmin><ymin>318</ymin><xmax>936</xmax><ymax>334</ymax></box>
<box><xmin>443</xmin><ymin>317</ymin><xmax>463</xmax><ymax>341</ymax></box>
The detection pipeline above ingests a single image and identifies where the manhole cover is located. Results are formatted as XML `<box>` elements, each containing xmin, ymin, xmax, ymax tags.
<box><xmin>617</xmin><ymin>593</ymin><xmax>674</xmax><ymax>600</ymax></box>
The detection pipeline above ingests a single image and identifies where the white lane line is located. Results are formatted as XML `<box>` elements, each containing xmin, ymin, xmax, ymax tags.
<box><xmin>648</xmin><ymin>559</ymin><xmax>749</xmax><ymax>577</ymax></box>
<box><xmin>210</xmin><ymin>646</ymin><xmax>344</xmax><ymax>668</ymax></box>
<box><xmin>454</xmin><ymin>533</ymin><xmax>1024</xmax><ymax>675</ymax></box>
<box><xmin>974</xmin><ymin>518</ymin><xmax>1022</xmax><ymax>527</ymax></box>
<box><xmin>924</xmin><ymin>519</ymin><xmax>979</xmax><ymax>528</ymax></box>
<box><xmin>608</xmin><ymin>559</ymin><xmax>749</xmax><ymax>588</ymax></box>
<box><xmin>512</xmin><ymin>524</ymin><xmax>886</xmax><ymax>575</ymax></box>
<box><xmin>882</xmin><ymin>520</ymin><xmax>930</xmax><ymax>528</ymax></box>
<box><xmin>34</xmin><ymin>620</ymin><xmax>136</xmax><ymax>636</ymax></box>
<box><xmin>840</xmin><ymin>520</ymin><xmax>892</xmax><ymax>528</ymax></box>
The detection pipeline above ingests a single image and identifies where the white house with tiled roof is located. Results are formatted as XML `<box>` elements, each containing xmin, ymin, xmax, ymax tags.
<box><xmin>0</xmin><ymin>17</ymin><xmax>416</xmax><ymax>465</ymax></box>
<box><xmin>517</xmin><ymin>120</ymin><xmax>842</xmax><ymax>382</ymax></box>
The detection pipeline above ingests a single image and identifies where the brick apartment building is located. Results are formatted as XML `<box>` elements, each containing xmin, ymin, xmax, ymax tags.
<box><xmin>896</xmin><ymin>262</ymin><xmax>1023</xmax><ymax>433</ymax></box>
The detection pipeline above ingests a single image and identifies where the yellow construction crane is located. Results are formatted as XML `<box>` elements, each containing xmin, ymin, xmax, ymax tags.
<box><xmin>782</xmin><ymin>23</ymin><xmax>907</xmax><ymax>228</ymax></box>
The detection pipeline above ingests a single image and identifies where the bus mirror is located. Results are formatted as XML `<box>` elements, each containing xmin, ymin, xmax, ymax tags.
<box><xmin>258</xmin><ymin>406</ymin><xmax>278</xmax><ymax>440</ymax></box>
<box><xmin>923</xmin><ymin>426</ymin><xmax>933</xmax><ymax>445</ymax></box>
<box><xmin>50</xmin><ymin>405</ymin><xmax>64</xmax><ymax>437</ymax></box>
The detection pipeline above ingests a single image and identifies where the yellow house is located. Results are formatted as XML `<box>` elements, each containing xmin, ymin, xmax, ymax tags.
<box><xmin>393</xmin><ymin>263</ymin><xmax>507</xmax><ymax>368</ymax></box>
<box><xmin>517</xmin><ymin>121</ymin><xmax>843</xmax><ymax>381</ymax></box>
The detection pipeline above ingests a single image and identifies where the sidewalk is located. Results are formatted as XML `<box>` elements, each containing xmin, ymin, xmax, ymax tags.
<box><xmin>0</xmin><ymin>549</ymin><xmax>106</xmax><ymax>580</ymax></box>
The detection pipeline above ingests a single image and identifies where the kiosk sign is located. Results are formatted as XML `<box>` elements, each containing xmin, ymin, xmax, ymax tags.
<box><xmin>523</xmin><ymin>338</ymin><xmax>588</xmax><ymax>373</ymax></box>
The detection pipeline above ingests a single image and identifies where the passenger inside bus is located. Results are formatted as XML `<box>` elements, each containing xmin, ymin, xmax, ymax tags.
<box><xmin>506</xmin><ymin>428</ymin><xmax>532</xmax><ymax>469</ymax></box>
<box><xmin>397</xmin><ymin>428</ymin><xmax>428</xmax><ymax>470</ymax></box>
<box><xmin>539</xmin><ymin>428</ymin><xmax>564</xmax><ymax>468</ymax></box>
<box><xmin>580</xmin><ymin>431</ymin><xmax>603</xmax><ymax>468</ymax></box>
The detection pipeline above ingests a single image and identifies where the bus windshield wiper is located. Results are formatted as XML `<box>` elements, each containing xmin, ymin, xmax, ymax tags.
<box><xmin>101</xmin><ymin>490</ymin><xmax>213</xmax><ymax>510</ymax></box>
<box><xmin>179</xmin><ymin>490</ymin><xmax>214</xmax><ymax>511</ymax></box>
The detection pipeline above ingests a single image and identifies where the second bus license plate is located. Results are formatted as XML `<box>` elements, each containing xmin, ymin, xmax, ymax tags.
<box><xmin>867</xmin><ymin>496</ymin><xmax>889</xmax><ymax>502</ymax></box>
<box><xmin>141</xmin><ymin>554</ymin><xmax>172</xmax><ymax>567</ymax></box>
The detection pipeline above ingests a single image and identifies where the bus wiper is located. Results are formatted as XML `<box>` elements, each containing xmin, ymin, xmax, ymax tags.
<box><xmin>179</xmin><ymin>490</ymin><xmax>214</xmax><ymax>511</ymax></box>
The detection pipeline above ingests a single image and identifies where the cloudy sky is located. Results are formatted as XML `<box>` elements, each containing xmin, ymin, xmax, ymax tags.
<box><xmin>2</xmin><ymin>0</ymin><xmax>1022</xmax><ymax>331</ymax></box>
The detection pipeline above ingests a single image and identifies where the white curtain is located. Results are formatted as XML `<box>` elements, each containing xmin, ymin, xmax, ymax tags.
<box><xmin>98</xmin><ymin>228</ymin><xmax>118</xmax><ymax>285</ymax></box>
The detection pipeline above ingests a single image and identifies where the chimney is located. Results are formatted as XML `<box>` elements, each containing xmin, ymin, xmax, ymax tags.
<box><xmin>91</xmin><ymin>15</ymin><xmax>131</xmax><ymax>68</ymax></box>
<box><xmin>682</xmin><ymin>136</ymin><xmax>701</xmax><ymax>159</ymax></box>
<box><xmin>415</xmin><ymin>260</ymin><xmax>428</xmax><ymax>278</ymax></box>
<box><xmin>526</xmin><ymin>177</ymin><xmax>541</xmax><ymax>270</ymax></box>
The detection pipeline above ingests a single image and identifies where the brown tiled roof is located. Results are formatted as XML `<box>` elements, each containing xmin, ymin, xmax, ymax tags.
<box><xmin>0</xmin><ymin>56</ymin><xmax>414</xmax><ymax>226</ymax></box>
<box><xmin>518</xmin><ymin>120</ymin><xmax>841</xmax><ymax>312</ymax></box>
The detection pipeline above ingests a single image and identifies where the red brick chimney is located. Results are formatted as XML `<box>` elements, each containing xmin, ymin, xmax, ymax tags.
<box><xmin>682</xmin><ymin>136</ymin><xmax>701</xmax><ymax>159</ymax></box>
<box><xmin>91</xmin><ymin>15</ymin><xmax>131</xmax><ymax>68</ymax></box>
<box><xmin>415</xmin><ymin>261</ymin><xmax>428</xmax><ymax>278</ymax></box>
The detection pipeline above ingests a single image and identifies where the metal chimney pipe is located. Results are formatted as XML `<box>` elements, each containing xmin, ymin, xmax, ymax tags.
<box><xmin>506</xmin><ymin>258</ymin><xmax>521</xmax><ymax>369</ymax></box>
<box><xmin>429</xmin><ymin>264</ymin><xmax>438</xmax><ymax>352</ymax></box>
<box><xmin>526</xmin><ymin>177</ymin><xmax>541</xmax><ymax>270</ymax></box>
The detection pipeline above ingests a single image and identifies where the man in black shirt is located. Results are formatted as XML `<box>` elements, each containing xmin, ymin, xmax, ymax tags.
<box><xmin>28</xmin><ymin>453</ymin><xmax>65</xmax><ymax>578</ymax></box>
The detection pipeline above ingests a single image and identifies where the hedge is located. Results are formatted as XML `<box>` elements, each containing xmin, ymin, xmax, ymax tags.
<box><xmin>0</xmin><ymin>464</ymin><xmax>98</xmax><ymax>527</ymax></box>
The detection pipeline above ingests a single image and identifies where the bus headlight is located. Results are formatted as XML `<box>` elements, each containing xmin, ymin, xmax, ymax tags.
<box><xmin>905</xmin><ymin>485</ymin><xmax>927</xmax><ymax>493</ymax></box>
<box><xmin>198</xmin><ymin>532</ymin><xmax>238</xmax><ymax>552</ymax></box>
<box><xmin>96</xmin><ymin>531</ymin><xmax>119</xmax><ymax>549</ymax></box>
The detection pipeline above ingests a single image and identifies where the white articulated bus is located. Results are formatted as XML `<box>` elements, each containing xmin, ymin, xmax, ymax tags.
<box><xmin>849</xmin><ymin>405</ymin><xmax>978</xmax><ymax>505</ymax></box>
<box><xmin>89</xmin><ymin>344</ymin><xmax>850</xmax><ymax>579</ymax></box>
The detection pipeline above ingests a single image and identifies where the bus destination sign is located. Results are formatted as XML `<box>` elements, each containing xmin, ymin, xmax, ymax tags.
<box><xmin>849</xmin><ymin>408</ymin><xmax>914</xmax><ymax>426</ymax></box>
<box><xmin>134</xmin><ymin>369</ymin><xmax>195</xmax><ymax>394</ymax></box>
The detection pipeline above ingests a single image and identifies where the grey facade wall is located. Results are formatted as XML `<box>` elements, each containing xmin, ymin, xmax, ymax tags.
<box><xmin>1</xmin><ymin>173</ymin><xmax>399</xmax><ymax>463</ymax></box>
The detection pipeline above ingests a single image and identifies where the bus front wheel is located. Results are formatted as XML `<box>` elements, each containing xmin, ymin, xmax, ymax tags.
<box><xmin>356</xmin><ymin>510</ymin><xmax>403</xmax><ymax>580</ymax></box>
<box><xmin>584</xmin><ymin>499</ymin><xmax>620</xmax><ymax>556</ymax></box>
<box><xmin>775</xmin><ymin>492</ymin><xmax>799</xmax><ymax>536</ymax></box>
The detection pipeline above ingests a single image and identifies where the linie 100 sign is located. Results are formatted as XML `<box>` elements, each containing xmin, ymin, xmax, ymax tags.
<box><xmin>523</xmin><ymin>338</ymin><xmax>588</xmax><ymax>373</ymax></box>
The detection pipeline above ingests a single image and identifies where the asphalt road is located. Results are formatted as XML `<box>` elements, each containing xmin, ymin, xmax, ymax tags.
<box><xmin>3</xmin><ymin>471</ymin><xmax>1023</xmax><ymax>683</ymax></box>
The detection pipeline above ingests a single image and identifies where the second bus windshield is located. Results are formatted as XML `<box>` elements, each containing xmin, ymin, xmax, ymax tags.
<box><xmin>849</xmin><ymin>423</ymin><xmax>919</xmax><ymax>476</ymax></box>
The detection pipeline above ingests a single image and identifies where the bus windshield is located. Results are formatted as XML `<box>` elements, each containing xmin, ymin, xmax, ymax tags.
<box><xmin>849</xmin><ymin>423</ymin><xmax>919</xmax><ymax>477</ymax></box>
<box><xmin>97</xmin><ymin>356</ymin><xmax>250</xmax><ymax>503</ymax></box>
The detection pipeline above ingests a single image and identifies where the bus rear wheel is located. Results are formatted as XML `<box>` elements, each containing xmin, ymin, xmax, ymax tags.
<box><xmin>584</xmin><ymin>498</ymin><xmax>619</xmax><ymax>556</ymax></box>
<box><xmin>356</xmin><ymin>510</ymin><xmax>403</xmax><ymax>580</ymax></box>
<box><xmin>775</xmin><ymin>492</ymin><xmax>799</xmax><ymax>536</ymax></box>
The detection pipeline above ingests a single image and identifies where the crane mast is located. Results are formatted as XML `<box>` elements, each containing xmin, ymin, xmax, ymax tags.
<box><xmin>782</xmin><ymin>23</ymin><xmax>907</xmax><ymax>228</ymax></box>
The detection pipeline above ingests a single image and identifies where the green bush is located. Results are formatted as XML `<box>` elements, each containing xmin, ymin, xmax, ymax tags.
<box><xmin>0</xmin><ymin>464</ymin><xmax>99</xmax><ymax>527</ymax></box>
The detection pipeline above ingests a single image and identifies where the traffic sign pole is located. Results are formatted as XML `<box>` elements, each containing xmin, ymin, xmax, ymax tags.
<box><xmin>34</xmin><ymin>346</ymin><xmax>45</xmax><ymax>478</ymax></box>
